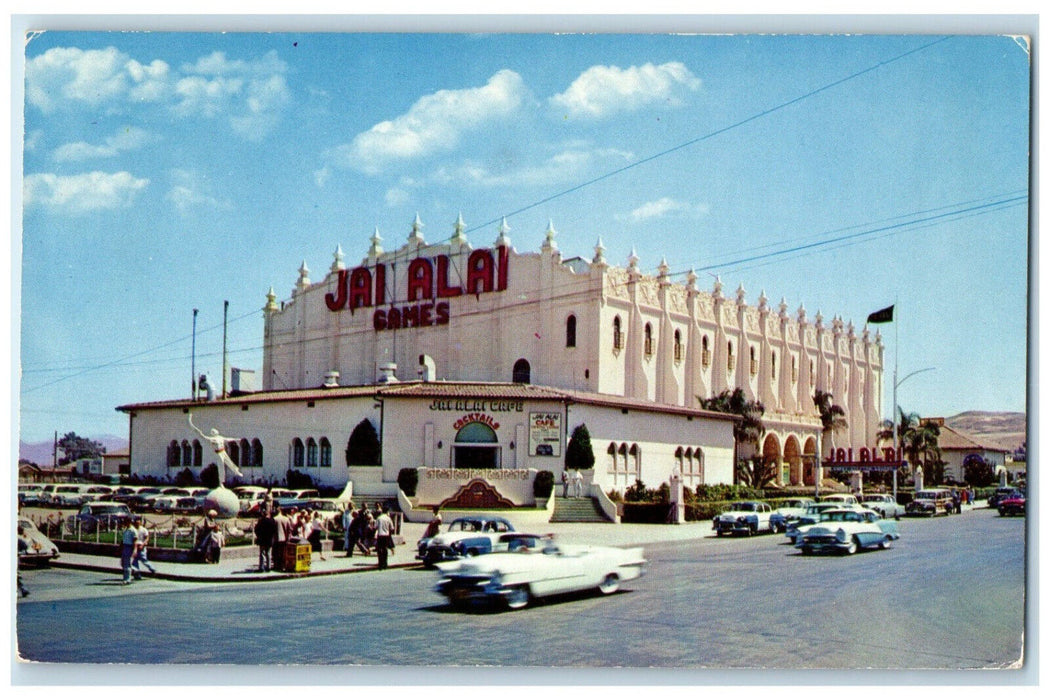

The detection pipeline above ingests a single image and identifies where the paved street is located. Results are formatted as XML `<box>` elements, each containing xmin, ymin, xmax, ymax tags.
<box><xmin>15</xmin><ymin>506</ymin><xmax>1026</xmax><ymax>678</ymax></box>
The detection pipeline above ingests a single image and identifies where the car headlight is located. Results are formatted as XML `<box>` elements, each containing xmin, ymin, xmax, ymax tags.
<box><xmin>489</xmin><ymin>571</ymin><xmax>502</xmax><ymax>586</ymax></box>
<box><xmin>836</xmin><ymin>528</ymin><xmax>848</xmax><ymax>543</ymax></box>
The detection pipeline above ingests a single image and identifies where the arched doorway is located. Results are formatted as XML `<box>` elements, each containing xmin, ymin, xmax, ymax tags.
<box><xmin>512</xmin><ymin>358</ymin><xmax>531</xmax><ymax>384</ymax></box>
<box><xmin>802</xmin><ymin>436</ymin><xmax>818</xmax><ymax>486</ymax></box>
<box><xmin>784</xmin><ymin>436</ymin><xmax>802</xmax><ymax>486</ymax></box>
<box><xmin>453</xmin><ymin>421</ymin><xmax>501</xmax><ymax>469</ymax></box>
<box><xmin>761</xmin><ymin>433</ymin><xmax>783</xmax><ymax>486</ymax></box>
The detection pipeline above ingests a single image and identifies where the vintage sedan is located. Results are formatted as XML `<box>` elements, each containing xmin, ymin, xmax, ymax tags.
<box><xmin>861</xmin><ymin>494</ymin><xmax>905</xmax><ymax>519</ymax></box>
<box><xmin>796</xmin><ymin>508</ymin><xmax>900</xmax><ymax>555</ymax></box>
<box><xmin>69</xmin><ymin>501</ymin><xmax>133</xmax><ymax>533</ymax></box>
<box><xmin>435</xmin><ymin>536</ymin><xmax>647</xmax><ymax>610</ymax></box>
<box><xmin>18</xmin><ymin>518</ymin><xmax>60</xmax><ymax>567</ymax></box>
<box><xmin>906</xmin><ymin>489</ymin><xmax>955</xmax><ymax>517</ymax></box>
<box><xmin>712</xmin><ymin>501</ymin><xmax>776</xmax><ymax>536</ymax></box>
<box><xmin>998</xmin><ymin>492</ymin><xmax>1026</xmax><ymax>517</ymax></box>
<box><xmin>785</xmin><ymin>503</ymin><xmax>874</xmax><ymax>544</ymax></box>
<box><xmin>770</xmin><ymin>498</ymin><xmax>816</xmax><ymax>532</ymax></box>
<box><xmin>418</xmin><ymin>515</ymin><xmax>516</xmax><ymax>566</ymax></box>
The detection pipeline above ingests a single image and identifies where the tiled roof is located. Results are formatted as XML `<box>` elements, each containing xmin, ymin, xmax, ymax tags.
<box><xmin>936</xmin><ymin>424</ymin><xmax>1011</xmax><ymax>452</ymax></box>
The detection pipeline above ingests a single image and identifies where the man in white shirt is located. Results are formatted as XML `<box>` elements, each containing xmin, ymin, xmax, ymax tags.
<box><xmin>375</xmin><ymin>505</ymin><xmax>395</xmax><ymax>570</ymax></box>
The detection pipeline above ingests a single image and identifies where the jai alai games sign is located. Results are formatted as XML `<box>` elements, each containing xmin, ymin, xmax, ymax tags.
<box><xmin>324</xmin><ymin>246</ymin><xmax>509</xmax><ymax>332</ymax></box>
<box><xmin>825</xmin><ymin>446</ymin><xmax>906</xmax><ymax>473</ymax></box>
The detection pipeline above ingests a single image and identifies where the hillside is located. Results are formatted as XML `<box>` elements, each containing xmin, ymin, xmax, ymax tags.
<box><xmin>18</xmin><ymin>434</ymin><xmax>128</xmax><ymax>467</ymax></box>
<box><xmin>945</xmin><ymin>411</ymin><xmax>1027</xmax><ymax>451</ymax></box>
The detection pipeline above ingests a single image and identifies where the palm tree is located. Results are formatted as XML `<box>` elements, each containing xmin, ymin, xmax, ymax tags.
<box><xmin>700</xmin><ymin>388</ymin><xmax>772</xmax><ymax>486</ymax></box>
<box><xmin>814</xmin><ymin>390</ymin><xmax>848</xmax><ymax>445</ymax></box>
<box><xmin>878</xmin><ymin>407</ymin><xmax>941</xmax><ymax>484</ymax></box>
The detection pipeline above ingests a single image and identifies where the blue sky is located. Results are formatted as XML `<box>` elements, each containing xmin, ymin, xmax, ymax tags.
<box><xmin>15</xmin><ymin>28</ymin><xmax>1031</xmax><ymax>445</ymax></box>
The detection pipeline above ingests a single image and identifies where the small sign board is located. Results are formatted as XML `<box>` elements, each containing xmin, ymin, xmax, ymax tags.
<box><xmin>528</xmin><ymin>412</ymin><xmax>562</xmax><ymax>457</ymax></box>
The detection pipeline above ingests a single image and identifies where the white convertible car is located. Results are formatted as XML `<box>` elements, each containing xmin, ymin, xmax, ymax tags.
<box><xmin>796</xmin><ymin>509</ymin><xmax>901</xmax><ymax>555</ymax></box>
<box><xmin>435</xmin><ymin>534</ymin><xmax>647</xmax><ymax>610</ymax></box>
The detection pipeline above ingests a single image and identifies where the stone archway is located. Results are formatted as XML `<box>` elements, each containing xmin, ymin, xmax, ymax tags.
<box><xmin>784</xmin><ymin>435</ymin><xmax>803</xmax><ymax>486</ymax></box>
<box><xmin>761</xmin><ymin>433</ymin><xmax>783</xmax><ymax>486</ymax></box>
<box><xmin>802</xmin><ymin>436</ymin><xmax>818</xmax><ymax>486</ymax></box>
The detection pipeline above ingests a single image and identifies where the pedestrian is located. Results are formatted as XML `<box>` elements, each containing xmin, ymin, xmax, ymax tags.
<box><xmin>363</xmin><ymin>508</ymin><xmax>377</xmax><ymax>553</ymax></box>
<box><xmin>120</xmin><ymin>518</ymin><xmax>138</xmax><ymax>584</ymax></box>
<box><xmin>375</xmin><ymin>505</ymin><xmax>395</xmax><ymax>570</ymax></box>
<box><xmin>572</xmin><ymin>469</ymin><xmax>584</xmax><ymax>498</ymax></box>
<box><xmin>131</xmin><ymin>516</ymin><xmax>157</xmax><ymax>578</ymax></box>
<box><xmin>341</xmin><ymin>502</ymin><xmax>355</xmax><ymax>555</ymax></box>
<box><xmin>422</xmin><ymin>506</ymin><xmax>442</xmax><ymax>540</ymax></box>
<box><xmin>272</xmin><ymin>507</ymin><xmax>290</xmax><ymax>571</ymax></box>
<box><xmin>254</xmin><ymin>509</ymin><xmax>277</xmax><ymax>572</ymax></box>
<box><xmin>561</xmin><ymin>470</ymin><xmax>570</xmax><ymax>498</ymax></box>
<box><xmin>308</xmin><ymin>511</ymin><xmax>328</xmax><ymax>561</ymax></box>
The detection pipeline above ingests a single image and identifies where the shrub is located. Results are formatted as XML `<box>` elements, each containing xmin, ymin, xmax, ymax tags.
<box><xmin>199</xmin><ymin>464</ymin><xmax>220</xmax><ymax>489</ymax></box>
<box><xmin>174</xmin><ymin>467</ymin><xmax>197</xmax><ymax>487</ymax></box>
<box><xmin>621</xmin><ymin>502</ymin><xmax>671</xmax><ymax>523</ymax></box>
<box><xmin>565</xmin><ymin>424</ymin><xmax>596</xmax><ymax>469</ymax></box>
<box><xmin>285</xmin><ymin>469</ymin><xmax>314</xmax><ymax>490</ymax></box>
<box><xmin>624</xmin><ymin>479</ymin><xmax>653</xmax><ymax>502</ymax></box>
<box><xmin>533</xmin><ymin>470</ymin><xmax>555</xmax><ymax>498</ymax></box>
<box><xmin>397</xmin><ymin>468</ymin><xmax>419</xmax><ymax>497</ymax></box>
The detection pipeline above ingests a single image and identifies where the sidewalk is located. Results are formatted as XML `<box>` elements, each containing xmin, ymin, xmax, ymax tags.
<box><xmin>48</xmin><ymin>518</ymin><xmax>718</xmax><ymax>583</ymax></box>
<box><xmin>46</xmin><ymin>503</ymin><xmax>988</xmax><ymax>583</ymax></box>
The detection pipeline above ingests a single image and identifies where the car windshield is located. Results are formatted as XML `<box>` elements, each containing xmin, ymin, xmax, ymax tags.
<box><xmin>57</xmin><ymin>486</ymin><xmax>80</xmax><ymax>493</ymax></box>
<box><xmin>730</xmin><ymin>502</ymin><xmax>757</xmax><ymax>512</ymax></box>
<box><xmin>92</xmin><ymin>506</ymin><xmax>127</xmax><ymax>515</ymax></box>
<box><xmin>825</xmin><ymin>511</ymin><xmax>861</xmax><ymax>522</ymax></box>
<box><xmin>449</xmin><ymin>519</ymin><xmax>484</xmax><ymax>532</ymax></box>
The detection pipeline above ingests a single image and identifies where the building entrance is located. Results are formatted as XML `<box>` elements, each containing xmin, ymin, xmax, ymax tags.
<box><xmin>452</xmin><ymin>421</ymin><xmax>501</xmax><ymax>469</ymax></box>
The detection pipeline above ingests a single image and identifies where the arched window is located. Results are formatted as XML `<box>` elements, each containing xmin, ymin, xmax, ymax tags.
<box><xmin>227</xmin><ymin>440</ymin><xmax>240</xmax><ymax>467</ymax></box>
<box><xmin>792</xmin><ymin>356</ymin><xmax>798</xmax><ymax>383</ymax></box>
<box><xmin>674</xmin><ymin>329</ymin><xmax>682</xmax><ymax>362</ymax></box>
<box><xmin>320</xmin><ymin>437</ymin><xmax>332</xmax><ymax>467</ymax></box>
<box><xmin>192</xmin><ymin>440</ymin><xmax>202</xmax><ymax>466</ymax></box>
<box><xmin>453</xmin><ymin>421</ymin><xmax>500</xmax><ymax>469</ymax></box>
<box><xmin>512</xmin><ymin>358</ymin><xmax>531</xmax><ymax>384</ymax></box>
<box><xmin>607</xmin><ymin>443</ymin><xmax>618</xmax><ymax>473</ymax></box>
<box><xmin>251</xmin><ymin>439</ymin><xmax>264</xmax><ymax>467</ymax></box>
<box><xmin>675</xmin><ymin>446</ymin><xmax>684</xmax><ymax>471</ymax></box>
<box><xmin>292</xmin><ymin>438</ymin><xmax>305</xmax><ymax>468</ymax></box>
<box><xmin>307</xmin><ymin>437</ymin><xmax>318</xmax><ymax>467</ymax></box>
<box><xmin>240</xmin><ymin>438</ymin><xmax>251</xmax><ymax>467</ymax></box>
<box><xmin>727</xmin><ymin>341</ymin><xmax>736</xmax><ymax>371</ymax></box>
<box><xmin>771</xmin><ymin>352</ymin><xmax>777</xmax><ymax>380</ymax></box>
<box><xmin>644</xmin><ymin>323</ymin><xmax>654</xmax><ymax>357</ymax></box>
<box><xmin>628</xmin><ymin>444</ymin><xmax>641</xmax><ymax>475</ymax></box>
<box><xmin>181</xmin><ymin>440</ymin><xmax>192</xmax><ymax>467</ymax></box>
<box><xmin>566</xmin><ymin>315</ymin><xmax>577</xmax><ymax>348</ymax></box>
<box><xmin>694</xmin><ymin>447</ymin><xmax>705</xmax><ymax>482</ymax></box>
<box><xmin>613</xmin><ymin>316</ymin><xmax>623</xmax><ymax>350</ymax></box>
<box><xmin>750</xmin><ymin>346</ymin><xmax>758</xmax><ymax>376</ymax></box>
<box><xmin>702</xmin><ymin>335</ymin><xmax>710</xmax><ymax>368</ymax></box>
<box><xmin>167</xmin><ymin>441</ymin><xmax>179</xmax><ymax>467</ymax></box>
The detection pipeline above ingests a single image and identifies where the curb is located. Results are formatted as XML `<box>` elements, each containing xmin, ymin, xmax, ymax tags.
<box><xmin>50</xmin><ymin>558</ymin><xmax>421</xmax><ymax>583</ymax></box>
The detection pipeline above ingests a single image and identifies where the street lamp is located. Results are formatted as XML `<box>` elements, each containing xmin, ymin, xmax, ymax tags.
<box><xmin>892</xmin><ymin>366</ymin><xmax>935</xmax><ymax>498</ymax></box>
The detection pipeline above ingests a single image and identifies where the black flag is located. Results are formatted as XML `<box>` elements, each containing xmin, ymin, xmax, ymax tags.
<box><xmin>867</xmin><ymin>305</ymin><xmax>894</xmax><ymax>324</ymax></box>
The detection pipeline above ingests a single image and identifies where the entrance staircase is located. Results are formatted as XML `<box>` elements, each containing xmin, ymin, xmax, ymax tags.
<box><xmin>550</xmin><ymin>497</ymin><xmax>611</xmax><ymax>523</ymax></box>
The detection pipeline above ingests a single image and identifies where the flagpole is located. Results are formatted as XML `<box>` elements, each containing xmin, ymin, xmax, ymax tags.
<box><xmin>892</xmin><ymin>297</ymin><xmax>899</xmax><ymax>501</ymax></box>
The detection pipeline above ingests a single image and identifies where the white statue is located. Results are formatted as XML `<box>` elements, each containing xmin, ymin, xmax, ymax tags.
<box><xmin>187</xmin><ymin>413</ymin><xmax>243</xmax><ymax>482</ymax></box>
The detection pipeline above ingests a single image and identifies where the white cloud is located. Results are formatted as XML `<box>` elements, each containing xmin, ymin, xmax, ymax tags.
<box><xmin>347</xmin><ymin>69</ymin><xmax>526</xmax><ymax>173</ymax></box>
<box><xmin>165</xmin><ymin>169</ymin><xmax>226</xmax><ymax>213</ymax></box>
<box><xmin>384</xmin><ymin>188</ymin><xmax>410</xmax><ymax>207</ymax></box>
<box><xmin>430</xmin><ymin>145</ymin><xmax>632</xmax><ymax>188</ymax></box>
<box><xmin>52</xmin><ymin>126</ymin><xmax>151</xmax><ymax>162</ymax></box>
<box><xmin>550</xmin><ymin>62</ymin><xmax>700</xmax><ymax>119</ymax></box>
<box><xmin>26</xmin><ymin>46</ymin><xmax>288</xmax><ymax>140</ymax></box>
<box><xmin>624</xmin><ymin>197</ymin><xmax>709</xmax><ymax>223</ymax></box>
<box><xmin>23</xmin><ymin>171</ymin><xmax>149</xmax><ymax>214</ymax></box>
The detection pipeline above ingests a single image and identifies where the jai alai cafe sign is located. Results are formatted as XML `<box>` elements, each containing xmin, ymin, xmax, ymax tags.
<box><xmin>324</xmin><ymin>246</ymin><xmax>510</xmax><ymax>331</ymax></box>
<box><xmin>825</xmin><ymin>446</ymin><xmax>906</xmax><ymax>472</ymax></box>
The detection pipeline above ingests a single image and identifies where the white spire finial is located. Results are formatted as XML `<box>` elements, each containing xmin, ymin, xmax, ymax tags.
<box><xmin>593</xmin><ymin>237</ymin><xmax>606</xmax><ymax>264</ymax></box>
<box><xmin>495</xmin><ymin>217</ymin><xmax>511</xmax><ymax>247</ymax></box>
<box><xmin>409</xmin><ymin>213</ymin><xmax>425</xmax><ymax>244</ymax></box>
<box><xmin>331</xmin><ymin>244</ymin><xmax>345</xmax><ymax>272</ymax></box>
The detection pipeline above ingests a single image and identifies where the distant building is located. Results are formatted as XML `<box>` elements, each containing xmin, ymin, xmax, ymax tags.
<box><xmin>926</xmin><ymin>418</ymin><xmax>1012</xmax><ymax>482</ymax></box>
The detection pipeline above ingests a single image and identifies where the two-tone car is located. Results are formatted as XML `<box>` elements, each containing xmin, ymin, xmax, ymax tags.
<box><xmin>861</xmin><ymin>493</ymin><xmax>905</xmax><ymax>519</ymax></box>
<box><xmin>796</xmin><ymin>508</ymin><xmax>901</xmax><ymax>555</ymax></box>
<box><xmin>18</xmin><ymin>518</ymin><xmax>60</xmax><ymax>567</ymax></box>
<box><xmin>712</xmin><ymin>501</ymin><xmax>776</xmax><ymax>536</ymax></box>
<box><xmin>434</xmin><ymin>535</ymin><xmax>647</xmax><ymax>610</ymax></box>
<box><xmin>417</xmin><ymin>515</ymin><xmax>515</xmax><ymax>566</ymax></box>
<box><xmin>770</xmin><ymin>498</ymin><xmax>816</xmax><ymax>532</ymax></box>
<box><xmin>997</xmin><ymin>492</ymin><xmax>1026</xmax><ymax>517</ymax></box>
<box><xmin>906</xmin><ymin>489</ymin><xmax>955</xmax><ymax>517</ymax></box>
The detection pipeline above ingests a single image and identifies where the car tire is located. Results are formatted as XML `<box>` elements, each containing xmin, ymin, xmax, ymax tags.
<box><xmin>878</xmin><ymin>535</ymin><xmax>892</xmax><ymax>550</ymax></box>
<box><xmin>844</xmin><ymin>538</ymin><xmax>859</xmax><ymax>555</ymax></box>
<box><xmin>800</xmin><ymin>546</ymin><xmax>813</xmax><ymax>556</ymax></box>
<box><xmin>598</xmin><ymin>573</ymin><xmax>620</xmax><ymax>595</ymax></box>
<box><xmin>505</xmin><ymin>585</ymin><xmax>531</xmax><ymax>610</ymax></box>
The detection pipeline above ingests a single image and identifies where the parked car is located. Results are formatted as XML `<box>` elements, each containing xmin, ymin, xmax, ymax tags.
<box><xmin>988</xmin><ymin>487</ymin><xmax>1022</xmax><ymax>509</ymax></box>
<box><xmin>18</xmin><ymin>518</ymin><xmax>60</xmax><ymax>567</ymax></box>
<box><xmin>69</xmin><ymin>502</ymin><xmax>133</xmax><ymax>533</ymax></box>
<box><xmin>110</xmin><ymin>486</ymin><xmax>145</xmax><ymax>504</ymax></box>
<box><xmin>18</xmin><ymin>484</ymin><xmax>45</xmax><ymax>507</ymax></box>
<box><xmin>38</xmin><ymin>483</ymin><xmax>60</xmax><ymax>505</ymax></box>
<box><xmin>820</xmin><ymin>494</ymin><xmax>860</xmax><ymax>506</ymax></box>
<box><xmin>151</xmin><ymin>491</ymin><xmax>198</xmax><ymax>513</ymax></box>
<box><xmin>796</xmin><ymin>509</ymin><xmax>901</xmax><ymax>555</ymax></box>
<box><xmin>434</xmin><ymin>535</ymin><xmax>647</xmax><ymax>610</ymax></box>
<box><xmin>78</xmin><ymin>485</ymin><xmax>116</xmax><ymax>504</ymax></box>
<box><xmin>861</xmin><ymin>494</ymin><xmax>905</xmax><ymax>519</ymax></box>
<box><xmin>50</xmin><ymin>484</ymin><xmax>89</xmax><ymax>507</ymax></box>
<box><xmin>418</xmin><ymin>515</ymin><xmax>516</xmax><ymax>566</ymax></box>
<box><xmin>906</xmin><ymin>489</ymin><xmax>955</xmax><ymax>517</ymax></box>
<box><xmin>235</xmin><ymin>486</ymin><xmax>270</xmax><ymax>514</ymax></box>
<box><xmin>124</xmin><ymin>487</ymin><xmax>164</xmax><ymax>510</ymax></box>
<box><xmin>712</xmin><ymin>501</ymin><xmax>776</xmax><ymax>536</ymax></box>
<box><xmin>785</xmin><ymin>503</ymin><xmax>873</xmax><ymax>544</ymax></box>
<box><xmin>998</xmin><ymin>492</ymin><xmax>1026</xmax><ymax>517</ymax></box>
<box><xmin>770</xmin><ymin>498</ymin><xmax>816</xmax><ymax>531</ymax></box>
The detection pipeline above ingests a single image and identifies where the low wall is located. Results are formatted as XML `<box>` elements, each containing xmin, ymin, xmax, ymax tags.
<box><xmin>414</xmin><ymin>467</ymin><xmax>538</xmax><ymax>506</ymax></box>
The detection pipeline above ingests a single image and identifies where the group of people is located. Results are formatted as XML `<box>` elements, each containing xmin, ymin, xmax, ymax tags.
<box><xmin>561</xmin><ymin>469</ymin><xmax>586</xmax><ymax>498</ymax></box>
<box><xmin>339</xmin><ymin>502</ymin><xmax>396</xmax><ymax>569</ymax></box>
<box><xmin>252</xmin><ymin>505</ymin><xmax>332</xmax><ymax>572</ymax></box>
<box><xmin>120</xmin><ymin>515</ymin><xmax>158</xmax><ymax>584</ymax></box>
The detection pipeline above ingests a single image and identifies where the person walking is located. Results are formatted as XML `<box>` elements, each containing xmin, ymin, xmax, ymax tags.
<box><xmin>572</xmin><ymin>469</ymin><xmax>584</xmax><ymax>498</ymax></box>
<box><xmin>375</xmin><ymin>505</ymin><xmax>395</xmax><ymax>570</ymax></box>
<box><xmin>341</xmin><ymin>502</ymin><xmax>355</xmax><ymax>556</ymax></box>
<box><xmin>561</xmin><ymin>470</ymin><xmax>570</xmax><ymax>498</ymax></box>
<box><xmin>120</xmin><ymin>518</ymin><xmax>138</xmax><ymax>585</ymax></box>
<box><xmin>254</xmin><ymin>510</ymin><xmax>277</xmax><ymax>572</ymax></box>
<box><xmin>131</xmin><ymin>516</ymin><xmax>157</xmax><ymax>578</ymax></box>
<box><xmin>422</xmin><ymin>506</ymin><xmax>442</xmax><ymax>539</ymax></box>
<box><xmin>272</xmin><ymin>507</ymin><xmax>290</xmax><ymax>571</ymax></box>
<box><xmin>308</xmin><ymin>511</ymin><xmax>328</xmax><ymax>561</ymax></box>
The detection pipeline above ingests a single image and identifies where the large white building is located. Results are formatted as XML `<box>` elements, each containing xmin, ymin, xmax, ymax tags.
<box><xmin>119</xmin><ymin>216</ymin><xmax>885</xmax><ymax>510</ymax></box>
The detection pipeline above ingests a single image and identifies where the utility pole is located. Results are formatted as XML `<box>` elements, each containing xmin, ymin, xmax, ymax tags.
<box><xmin>221</xmin><ymin>300</ymin><xmax>229</xmax><ymax>398</ymax></box>
<box><xmin>191</xmin><ymin>308</ymin><xmax>198</xmax><ymax>400</ymax></box>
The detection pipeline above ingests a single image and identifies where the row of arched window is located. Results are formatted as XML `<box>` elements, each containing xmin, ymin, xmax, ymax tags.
<box><xmin>291</xmin><ymin>437</ymin><xmax>333</xmax><ymax>468</ymax></box>
<box><xmin>607</xmin><ymin>442</ymin><xmax>642</xmax><ymax>476</ymax></box>
<box><xmin>166</xmin><ymin>438</ymin><xmax>264</xmax><ymax>468</ymax></box>
<box><xmin>674</xmin><ymin>446</ymin><xmax>705</xmax><ymax>482</ymax></box>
